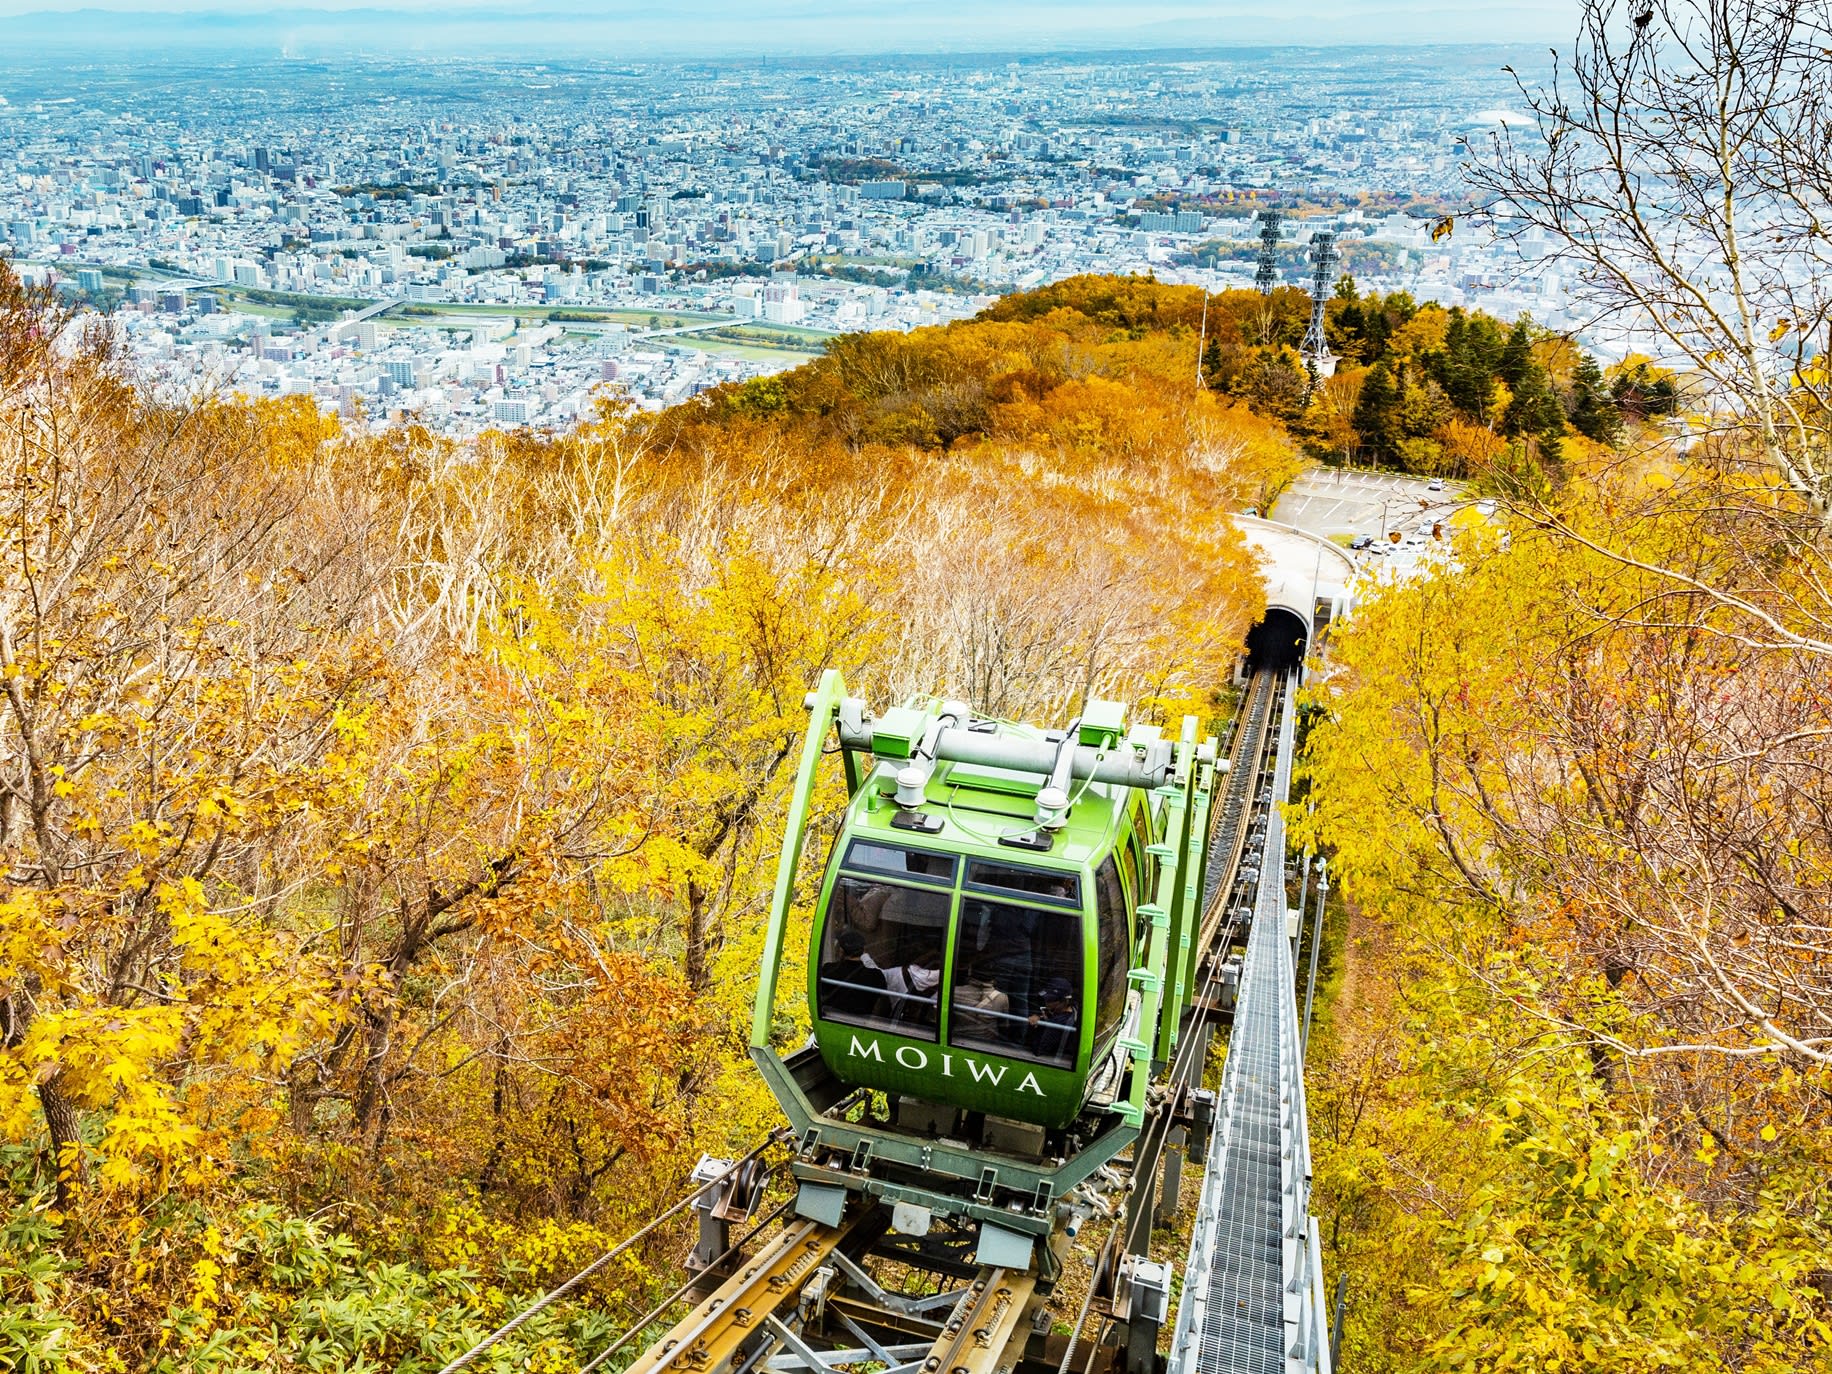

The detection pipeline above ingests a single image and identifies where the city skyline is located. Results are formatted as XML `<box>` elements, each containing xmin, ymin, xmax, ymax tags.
<box><xmin>3</xmin><ymin>0</ymin><xmax>1581</xmax><ymax>51</ymax></box>
<box><xmin>1</xmin><ymin>44</ymin><xmax>1571</xmax><ymax>436</ymax></box>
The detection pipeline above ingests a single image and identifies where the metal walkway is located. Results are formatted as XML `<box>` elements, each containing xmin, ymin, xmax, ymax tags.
<box><xmin>1169</xmin><ymin>673</ymin><xmax>1332</xmax><ymax>1374</ymax></box>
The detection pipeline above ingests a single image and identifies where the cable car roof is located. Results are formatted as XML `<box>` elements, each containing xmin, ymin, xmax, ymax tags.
<box><xmin>844</xmin><ymin>755</ymin><xmax>1133</xmax><ymax>869</ymax></box>
<box><xmin>822</xmin><ymin>690</ymin><xmax>1196</xmax><ymax>860</ymax></box>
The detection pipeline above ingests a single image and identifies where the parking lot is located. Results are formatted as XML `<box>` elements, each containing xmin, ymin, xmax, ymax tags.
<box><xmin>1270</xmin><ymin>467</ymin><xmax>1478</xmax><ymax>578</ymax></box>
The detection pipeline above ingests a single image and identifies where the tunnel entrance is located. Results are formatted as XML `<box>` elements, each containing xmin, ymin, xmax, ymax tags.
<box><xmin>1244</xmin><ymin>607</ymin><xmax>1309</xmax><ymax>674</ymax></box>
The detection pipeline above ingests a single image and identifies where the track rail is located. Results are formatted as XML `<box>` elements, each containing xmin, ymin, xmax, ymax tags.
<box><xmin>1117</xmin><ymin>671</ymin><xmax>1286</xmax><ymax>1259</ymax></box>
<box><xmin>924</xmin><ymin>1269</ymin><xmax>1040</xmax><ymax>1374</ymax></box>
<box><xmin>621</xmin><ymin>1211</ymin><xmax>878</xmax><ymax>1374</ymax></box>
<box><xmin>1197</xmin><ymin>671</ymin><xmax>1284</xmax><ymax>963</ymax></box>
<box><xmin>613</xmin><ymin>1217</ymin><xmax>1037</xmax><ymax>1374</ymax></box>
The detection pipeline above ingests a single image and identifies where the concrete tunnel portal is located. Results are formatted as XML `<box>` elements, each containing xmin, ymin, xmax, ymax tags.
<box><xmin>1244</xmin><ymin>607</ymin><xmax>1310</xmax><ymax>674</ymax></box>
<box><xmin>1229</xmin><ymin>515</ymin><xmax>1356</xmax><ymax>681</ymax></box>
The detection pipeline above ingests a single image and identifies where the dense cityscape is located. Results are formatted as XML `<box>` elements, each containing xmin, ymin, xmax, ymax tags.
<box><xmin>0</xmin><ymin>46</ymin><xmax>1572</xmax><ymax>433</ymax></box>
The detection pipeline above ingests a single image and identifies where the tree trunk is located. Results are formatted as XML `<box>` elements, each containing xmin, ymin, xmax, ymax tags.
<box><xmin>39</xmin><ymin>1074</ymin><xmax>83</xmax><ymax>1205</ymax></box>
<box><xmin>684</xmin><ymin>877</ymin><xmax>709</xmax><ymax>994</ymax></box>
<box><xmin>344</xmin><ymin>865</ymin><xmax>508</xmax><ymax>1157</ymax></box>
<box><xmin>477</xmin><ymin>1056</ymin><xmax>510</xmax><ymax>1193</ymax></box>
<box><xmin>351</xmin><ymin>996</ymin><xmax>396</xmax><ymax>1151</ymax></box>
<box><xmin>352</xmin><ymin>922</ymin><xmax>415</xmax><ymax>1151</ymax></box>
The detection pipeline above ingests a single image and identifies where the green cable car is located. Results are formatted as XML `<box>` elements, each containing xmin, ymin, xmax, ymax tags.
<box><xmin>750</xmin><ymin>672</ymin><xmax>1223</xmax><ymax>1272</ymax></box>
<box><xmin>807</xmin><ymin>727</ymin><xmax>1159</xmax><ymax>1132</ymax></box>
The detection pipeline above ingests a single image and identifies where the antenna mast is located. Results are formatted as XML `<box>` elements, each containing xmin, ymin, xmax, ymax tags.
<box><xmin>1254</xmin><ymin>209</ymin><xmax>1282</xmax><ymax>296</ymax></box>
<box><xmin>1301</xmin><ymin>231</ymin><xmax>1339</xmax><ymax>379</ymax></box>
<box><xmin>1195</xmin><ymin>289</ymin><xmax>1208</xmax><ymax>389</ymax></box>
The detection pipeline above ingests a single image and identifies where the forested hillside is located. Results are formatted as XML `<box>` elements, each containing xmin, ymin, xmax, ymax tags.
<box><xmin>0</xmin><ymin>266</ymin><xmax>1287</xmax><ymax>1371</ymax></box>
<box><xmin>982</xmin><ymin>273</ymin><xmax>1680</xmax><ymax>488</ymax></box>
<box><xmin>5</xmin><ymin>249</ymin><xmax>1824</xmax><ymax>1373</ymax></box>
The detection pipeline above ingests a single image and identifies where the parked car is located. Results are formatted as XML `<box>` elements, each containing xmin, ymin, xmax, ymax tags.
<box><xmin>1427</xmin><ymin>477</ymin><xmax>1445</xmax><ymax>492</ymax></box>
<box><xmin>1349</xmin><ymin>534</ymin><xmax>1374</xmax><ymax>550</ymax></box>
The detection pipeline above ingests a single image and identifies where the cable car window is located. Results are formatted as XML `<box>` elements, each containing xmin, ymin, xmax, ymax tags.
<box><xmin>1093</xmin><ymin>857</ymin><xmax>1128</xmax><ymax>1040</ymax></box>
<box><xmin>949</xmin><ymin>897</ymin><xmax>1081</xmax><ymax>1069</ymax></box>
<box><xmin>1118</xmin><ymin>841</ymin><xmax>1140</xmax><ymax>912</ymax></box>
<box><xmin>964</xmin><ymin>860</ymin><xmax>1080</xmax><ymax>908</ymax></box>
<box><xmin>818</xmin><ymin>877</ymin><xmax>948</xmax><ymax>1039</ymax></box>
<box><xmin>1130</xmin><ymin>806</ymin><xmax>1156</xmax><ymax>900</ymax></box>
<box><xmin>842</xmin><ymin>841</ymin><xmax>957</xmax><ymax>886</ymax></box>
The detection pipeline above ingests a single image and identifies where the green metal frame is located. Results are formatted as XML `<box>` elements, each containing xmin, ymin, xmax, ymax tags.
<box><xmin>750</xmin><ymin>668</ymin><xmax>851</xmax><ymax>1051</ymax></box>
<box><xmin>1172</xmin><ymin>743</ymin><xmax>1220</xmax><ymax>1046</ymax></box>
<box><xmin>749</xmin><ymin>669</ymin><xmax>1221</xmax><ymax>1227</ymax></box>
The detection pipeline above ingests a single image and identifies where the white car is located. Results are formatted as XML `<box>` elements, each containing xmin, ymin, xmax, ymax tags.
<box><xmin>1427</xmin><ymin>477</ymin><xmax>1445</xmax><ymax>492</ymax></box>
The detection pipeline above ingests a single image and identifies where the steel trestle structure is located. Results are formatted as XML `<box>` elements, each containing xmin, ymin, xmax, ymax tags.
<box><xmin>1169</xmin><ymin>673</ymin><xmax>1331</xmax><ymax>1374</ymax></box>
<box><xmin>1300</xmin><ymin>233</ymin><xmax>1339</xmax><ymax>380</ymax></box>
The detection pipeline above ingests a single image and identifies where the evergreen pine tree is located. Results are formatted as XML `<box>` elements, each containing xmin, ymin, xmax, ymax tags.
<box><xmin>1498</xmin><ymin>318</ymin><xmax>1535</xmax><ymax>388</ymax></box>
<box><xmin>1568</xmin><ymin>353</ymin><xmax>1623</xmax><ymax>444</ymax></box>
<box><xmin>1428</xmin><ymin>313</ymin><xmax>1487</xmax><ymax>417</ymax></box>
<box><xmin>1611</xmin><ymin>361</ymin><xmax>1681</xmax><ymax>419</ymax></box>
<box><xmin>1503</xmin><ymin>366</ymin><xmax>1565</xmax><ymax>439</ymax></box>
<box><xmin>1353</xmin><ymin>359</ymin><xmax>1401</xmax><ymax>462</ymax></box>
<box><xmin>1328</xmin><ymin>295</ymin><xmax>1366</xmax><ymax>364</ymax></box>
<box><xmin>1361</xmin><ymin>297</ymin><xmax>1394</xmax><ymax>363</ymax></box>
<box><xmin>1202</xmin><ymin>334</ymin><xmax>1224</xmax><ymax>389</ymax></box>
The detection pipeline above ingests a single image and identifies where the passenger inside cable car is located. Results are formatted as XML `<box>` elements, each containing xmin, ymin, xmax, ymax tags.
<box><xmin>877</xmin><ymin>944</ymin><xmax>943</xmax><ymax>1029</ymax></box>
<box><xmin>1027</xmin><ymin>978</ymin><xmax>1078</xmax><ymax>1061</ymax></box>
<box><xmin>817</xmin><ymin>930</ymin><xmax>886</xmax><ymax>1017</ymax></box>
<box><xmin>813</xmin><ymin>838</ymin><xmax>1132</xmax><ymax>1080</ymax></box>
<box><xmin>947</xmin><ymin>860</ymin><xmax>1083</xmax><ymax>1069</ymax></box>
<box><xmin>816</xmin><ymin>842</ymin><xmax>955</xmax><ymax>1038</ymax></box>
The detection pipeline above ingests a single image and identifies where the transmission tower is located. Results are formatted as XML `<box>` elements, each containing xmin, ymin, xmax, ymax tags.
<box><xmin>1302</xmin><ymin>230</ymin><xmax>1339</xmax><ymax>378</ymax></box>
<box><xmin>1253</xmin><ymin>209</ymin><xmax>1282</xmax><ymax>295</ymax></box>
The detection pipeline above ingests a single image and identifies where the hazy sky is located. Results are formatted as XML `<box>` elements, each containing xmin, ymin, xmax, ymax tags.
<box><xmin>5</xmin><ymin>0</ymin><xmax>1585</xmax><ymax>51</ymax></box>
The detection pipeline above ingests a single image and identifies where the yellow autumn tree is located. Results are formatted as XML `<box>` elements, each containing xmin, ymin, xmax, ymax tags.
<box><xmin>1295</xmin><ymin>459</ymin><xmax>1832</xmax><ymax>1368</ymax></box>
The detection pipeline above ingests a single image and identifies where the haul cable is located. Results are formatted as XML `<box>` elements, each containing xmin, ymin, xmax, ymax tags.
<box><xmin>578</xmin><ymin>1197</ymin><xmax>798</xmax><ymax>1373</ymax></box>
<box><xmin>1052</xmin><ymin>1222</ymin><xmax>1119</xmax><ymax>1374</ymax></box>
<box><xmin>433</xmin><ymin>1137</ymin><xmax>780</xmax><ymax>1374</ymax></box>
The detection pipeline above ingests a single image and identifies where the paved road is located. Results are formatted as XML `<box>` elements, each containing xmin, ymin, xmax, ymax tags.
<box><xmin>369</xmin><ymin>306</ymin><xmax>729</xmax><ymax>337</ymax></box>
<box><xmin>633</xmin><ymin>318</ymin><xmax>834</xmax><ymax>346</ymax></box>
<box><xmin>634</xmin><ymin>317</ymin><xmax>743</xmax><ymax>339</ymax></box>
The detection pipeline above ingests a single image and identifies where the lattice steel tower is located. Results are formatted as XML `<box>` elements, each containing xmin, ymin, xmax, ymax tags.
<box><xmin>1253</xmin><ymin>209</ymin><xmax>1282</xmax><ymax>296</ymax></box>
<box><xmin>1302</xmin><ymin>231</ymin><xmax>1339</xmax><ymax>378</ymax></box>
